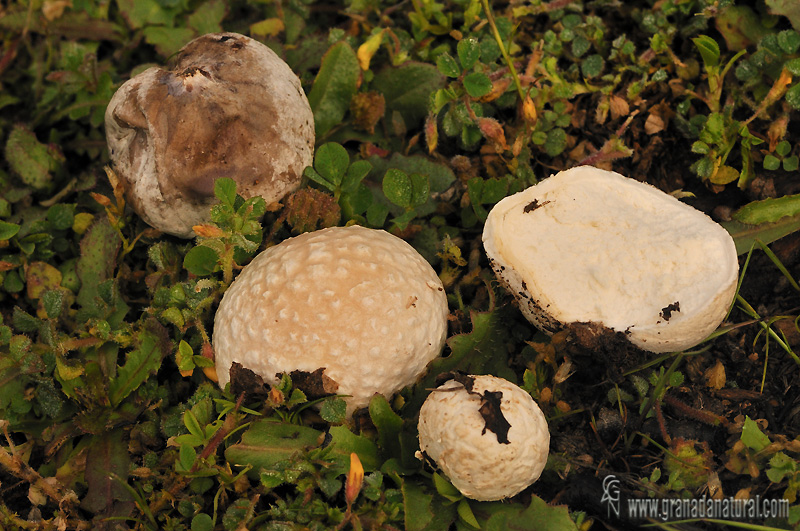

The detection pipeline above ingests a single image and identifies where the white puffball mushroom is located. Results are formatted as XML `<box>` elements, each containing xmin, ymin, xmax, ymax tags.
<box><xmin>483</xmin><ymin>166</ymin><xmax>739</xmax><ymax>353</ymax></box>
<box><xmin>213</xmin><ymin>225</ymin><xmax>449</xmax><ymax>414</ymax></box>
<box><xmin>417</xmin><ymin>374</ymin><xmax>550</xmax><ymax>501</ymax></box>
<box><xmin>105</xmin><ymin>32</ymin><xmax>314</xmax><ymax>238</ymax></box>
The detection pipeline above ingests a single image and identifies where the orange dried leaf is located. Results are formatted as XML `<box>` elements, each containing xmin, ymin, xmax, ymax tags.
<box><xmin>478</xmin><ymin>117</ymin><xmax>508</xmax><ymax>152</ymax></box>
<box><xmin>345</xmin><ymin>452</ymin><xmax>364</xmax><ymax>505</ymax></box>
<box><xmin>521</xmin><ymin>96</ymin><xmax>537</xmax><ymax>125</ymax></box>
<box><xmin>192</xmin><ymin>224</ymin><xmax>225</xmax><ymax>238</ymax></box>
<box><xmin>704</xmin><ymin>360</ymin><xmax>726</xmax><ymax>390</ymax></box>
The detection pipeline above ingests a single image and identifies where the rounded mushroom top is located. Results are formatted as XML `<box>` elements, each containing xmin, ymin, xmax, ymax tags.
<box><xmin>483</xmin><ymin>166</ymin><xmax>739</xmax><ymax>352</ymax></box>
<box><xmin>212</xmin><ymin>225</ymin><xmax>449</xmax><ymax>414</ymax></box>
<box><xmin>105</xmin><ymin>32</ymin><xmax>314</xmax><ymax>237</ymax></box>
<box><xmin>417</xmin><ymin>374</ymin><xmax>550</xmax><ymax>501</ymax></box>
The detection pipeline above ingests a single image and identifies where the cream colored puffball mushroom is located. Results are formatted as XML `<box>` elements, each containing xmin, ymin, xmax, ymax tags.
<box><xmin>212</xmin><ymin>225</ymin><xmax>449</xmax><ymax>414</ymax></box>
<box><xmin>105</xmin><ymin>32</ymin><xmax>314</xmax><ymax>238</ymax></box>
<box><xmin>417</xmin><ymin>375</ymin><xmax>550</xmax><ymax>501</ymax></box>
<box><xmin>483</xmin><ymin>166</ymin><xmax>739</xmax><ymax>353</ymax></box>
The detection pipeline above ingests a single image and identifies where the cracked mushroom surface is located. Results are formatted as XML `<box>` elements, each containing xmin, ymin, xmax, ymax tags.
<box><xmin>417</xmin><ymin>374</ymin><xmax>550</xmax><ymax>501</ymax></box>
<box><xmin>212</xmin><ymin>225</ymin><xmax>449</xmax><ymax>414</ymax></box>
<box><xmin>105</xmin><ymin>32</ymin><xmax>314</xmax><ymax>237</ymax></box>
<box><xmin>483</xmin><ymin>166</ymin><xmax>739</xmax><ymax>353</ymax></box>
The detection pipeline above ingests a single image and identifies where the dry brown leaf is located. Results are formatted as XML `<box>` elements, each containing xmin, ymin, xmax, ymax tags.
<box><xmin>768</xmin><ymin>114</ymin><xmax>790</xmax><ymax>152</ymax></box>
<box><xmin>645</xmin><ymin>112</ymin><xmax>665</xmax><ymax>134</ymax></box>
<box><xmin>478</xmin><ymin>117</ymin><xmax>508</xmax><ymax>152</ymax></box>
<box><xmin>609</xmin><ymin>95</ymin><xmax>630</xmax><ymax>120</ymax></box>
<box><xmin>705</xmin><ymin>359</ymin><xmax>726</xmax><ymax>390</ymax></box>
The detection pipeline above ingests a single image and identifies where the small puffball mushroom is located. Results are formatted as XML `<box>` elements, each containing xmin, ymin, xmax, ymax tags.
<box><xmin>213</xmin><ymin>225</ymin><xmax>449</xmax><ymax>414</ymax></box>
<box><xmin>105</xmin><ymin>32</ymin><xmax>314</xmax><ymax>237</ymax></box>
<box><xmin>417</xmin><ymin>374</ymin><xmax>550</xmax><ymax>501</ymax></box>
<box><xmin>483</xmin><ymin>166</ymin><xmax>739</xmax><ymax>353</ymax></box>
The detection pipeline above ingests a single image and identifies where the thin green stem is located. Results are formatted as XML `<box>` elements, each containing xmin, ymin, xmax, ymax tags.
<box><xmin>480</xmin><ymin>0</ymin><xmax>525</xmax><ymax>102</ymax></box>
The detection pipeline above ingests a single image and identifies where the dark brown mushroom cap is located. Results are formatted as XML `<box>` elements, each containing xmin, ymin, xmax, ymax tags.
<box><xmin>105</xmin><ymin>32</ymin><xmax>314</xmax><ymax>237</ymax></box>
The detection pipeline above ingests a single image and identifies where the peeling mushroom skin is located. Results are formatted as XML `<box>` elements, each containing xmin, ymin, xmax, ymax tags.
<box><xmin>483</xmin><ymin>166</ymin><xmax>739</xmax><ymax>352</ymax></box>
<box><xmin>212</xmin><ymin>225</ymin><xmax>449</xmax><ymax>415</ymax></box>
<box><xmin>105</xmin><ymin>32</ymin><xmax>314</xmax><ymax>237</ymax></box>
<box><xmin>417</xmin><ymin>375</ymin><xmax>550</xmax><ymax>501</ymax></box>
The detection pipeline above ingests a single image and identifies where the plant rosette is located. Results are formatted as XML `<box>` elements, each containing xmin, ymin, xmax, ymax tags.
<box><xmin>482</xmin><ymin>166</ymin><xmax>739</xmax><ymax>353</ymax></box>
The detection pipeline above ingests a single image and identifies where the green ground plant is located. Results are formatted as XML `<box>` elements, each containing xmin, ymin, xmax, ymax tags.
<box><xmin>1</xmin><ymin>0</ymin><xmax>800</xmax><ymax>530</ymax></box>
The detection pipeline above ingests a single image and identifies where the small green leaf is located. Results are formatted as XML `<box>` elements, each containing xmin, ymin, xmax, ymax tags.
<box><xmin>723</xmin><ymin>214</ymin><xmax>800</xmax><ymax>254</ymax></box>
<box><xmin>463</xmin><ymin>72</ymin><xmax>492</xmax><ymax>98</ymax></box>
<box><xmin>0</xmin><ymin>221</ymin><xmax>20</xmax><ymax>240</ymax></box>
<box><xmin>41</xmin><ymin>290</ymin><xmax>64</xmax><ymax>319</ymax></box>
<box><xmin>383</xmin><ymin>169</ymin><xmax>413</xmax><ymax>208</ymax></box>
<box><xmin>366</xmin><ymin>201</ymin><xmax>389</xmax><ymax>227</ymax></box>
<box><xmin>741</xmin><ymin>416</ymin><xmax>770</xmax><ymax>452</ymax></box>
<box><xmin>373</xmin><ymin>62</ymin><xmax>446</xmax><ymax>128</ymax></box>
<box><xmin>183</xmin><ymin>246</ymin><xmax>220</xmax><ymax>276</ymax></box>
<box><xmin>4</xmin><ymin>125</ymin><xmax>63</xmax><ymax>190</ymax></box>
<box><xmin>776</xmin><ymin>140</ymin><xmax>792</xmax><ymax>157</ymax></box>
<box><xmin>342</xmin><ymin>160</ymin><xmax>372</xmax><ymax>193</ymax></box>
<box><xmin>108</xmin><ymin>326</ymin><xmax>166</xmax><ymax>406</ymax></box>
<box><xmin>457</xmin><ymin>38</ymin><xmax>481</xmax><ymax>70</ymax></box>
<box><xmin>785</xmin><ymin>82</ymin><xmax>800</xmax><ymax>110</ymax></box>
<box><xmin>46</xmin><ymin>204</ymin><xmax>75</xmax><ymax>231</ymax></box>
<box><xmin>691</xmin><ymin>141</ymin><xmax>710</xmax><ymax>154</ymax></box>
<box><xmin>784</xmin><ymin>155</ymin><xmax>799</xmax><ymax>171</ymax></box>
<box><xmin>191</xmin><ymin>513</ymin><xmax>214</xmax><ymax>531</ymax></box>
<box><xmin>572</xmin><ymin>35</ymin><xmax>591</xmax><ymax>57</ymax></box>
<box><xmin>581</xmin><ymin>54</ymin><xmax>604</xmax><ymax>77</ymax></box>
<box><xmin>214</xmin><ymin>178</ymin><xmax>237</xmax><ymax>206</ymax></box>
<box><xmin>320</xmin><ymin>397</ymin><xmax>347</xmax><ymax>423</ymax></box>
<box><xmin>308</xmin><ymin>41</ymin><xmax>360</xmax><ymax>138</ymax></box>
<box><xmin>457</xmin><ymin>499</ymin><xmax>480</xmax><ymax>529</ymax></box>
<box><xmin>786</xmin><ymin>58</ymin><xmax>800</xmax><ymax>76</ymax></box>
<box><xmin>409</xmin><ymin>173</ymin><xmax>430</xmax><ymax>207</ymax></box>
<box><xmin>778</xmin><ymin>29</ymin><xmax>800</xmax><ymax>54</ymax></box>
<box><xmin>544</xmin><ymin>128</ymin><xmax>567</xmax><ymax>157</ymax></box>
<box><xmin>692</xmin><ymin>35</ymin><xmax>721</xmax><ymax>68</ymax></box>
<box><xmin>184</xmin><ymin>410</ymin><xmax>205</xmax><ymax>439</ymax></box>
<box><xmin>176</xmin><ymin>340</ymin><xmax>195</xmax><ymax>372</ymax></box>
<box><xmin>82</xmin><ymin>429</ymin><xmax>133</xmax><ymax>514</ymax></box>
<box><xmin>368</xmin><ymin>394</ymin><xmax>403</xmax><ymax>456</ymax></box>
<box><xmin>187</xmin><ymin>0</ymin><xmax>227</xmax><ymax>35</ymax></box>
<box><xmin>436</xmin><ymin>52</ymin><xmax>461</xmax><ymax>78</ymax></box>
<box><xmin>304</xmin><ymin>166</ymin><xmax>336</xmax><ymax>192</ymax></box>
<box><xmin>766</xmin><ymin>452</ymin><xmax>795</xmax><ymax>482</ymax></box>
<box><xmin>179</xmin><ymin>443</ymin><xmax>197</xmax><ymax>471</ymax></box>
<box><xmin>764</xmin><ymin>154</ymin><xmax>781</xmax><ymax>171</ymax></box>
<box><xmin>433</xmin><ymin>472</ymin><xmax>462</xmax><ymax>502</ymax></box>
<box><xmin>143</xmin><ymin>26</ymin><xmax>195</xmax><ymax>57</ymax></box>
<box><xmin>314</xmin><ymin>142</ymin><xmax>350</xmax><ymax>187</ymax></box>
<box><xmin>12</xmin><ymin>307</ymin><xmax>40</xmax><ymax>333</ymax></box>
<box><xmin>732</xmin><ymin>193</ymin><xmax>800</xmax><ymax>225</ymax></box>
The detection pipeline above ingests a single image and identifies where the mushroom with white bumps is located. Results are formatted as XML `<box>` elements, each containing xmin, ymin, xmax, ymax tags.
<box><xmin>212</xmin><ymin>225</ymin><xmax>449</xmax><ymax>415</ymax></box>
<box><xmin>105</xmin><ymin>32</ymin><xmax>314</xmax><ymax>238</ymax></box>
<box><xmin>417</xmin><ymin>374</ymin><xmax>550</xmax><ymax>501</ymax></box>
<box><xmin>482</xmin><ymin>166</ymin><xmax>739</xmax><ymax>353</ymax></box>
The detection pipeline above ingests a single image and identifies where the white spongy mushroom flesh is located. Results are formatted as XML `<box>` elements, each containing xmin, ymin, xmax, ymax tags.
<box><xmin>417</xmin><ymin>375</ymin><xmax>550</xmax><ymax>501</ymax></box>
<box><xmin>483</xmin><ymin>166</ymin><xmax>739</xmax><ymax>353</ymax></box>
<box><xmin>213</xmin><ymin>225</ymin><xmax>449</xmax><ymax>415</ymax></box>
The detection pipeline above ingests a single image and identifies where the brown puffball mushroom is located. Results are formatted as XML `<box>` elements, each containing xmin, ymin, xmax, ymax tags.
<box><xmin>105</xmin><ymin>32</ymin><xmax>314</xmax><ymax>237</ymax></box>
